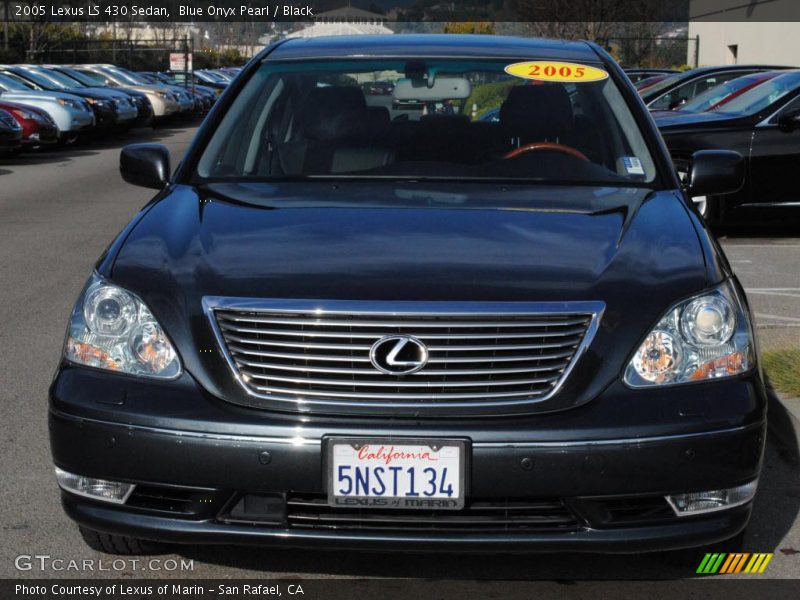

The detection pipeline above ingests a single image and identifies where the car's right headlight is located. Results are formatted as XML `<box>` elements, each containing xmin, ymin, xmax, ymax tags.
<box><xmin>57</xmin><ymin>98</ymin><xmax>79</xmax><ymax>109</ymax></box>
<box><xmin>623</xmin><ymin>280</ymin><xmax>753</xmax><ymax>387</ymax></box>
<box><xmin>64</xmin><ymin>273</ymin><xmax>181</xmax><ymax>379</ymax></box>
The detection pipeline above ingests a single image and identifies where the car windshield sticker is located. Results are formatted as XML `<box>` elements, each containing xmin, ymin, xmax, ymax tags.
<box><xmin>504</xmin><ymin>61</ymin><xmax>609</xmax><ymax>83</ymax></box>
<box><xmin>622</xmin><ymin>157</ymin><xmax>645</xmax><ymax>176</ymax></box>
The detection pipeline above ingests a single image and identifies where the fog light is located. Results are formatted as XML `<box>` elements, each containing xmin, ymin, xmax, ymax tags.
<box><xmin>665</xmin><ymin>480</ymin><xmax>757</xmax><ymax>517</ymax></box>
<box><xmin>55</xmin><ymin>467</ymin><xmax>135</xmax><ymax>504</ymax></box>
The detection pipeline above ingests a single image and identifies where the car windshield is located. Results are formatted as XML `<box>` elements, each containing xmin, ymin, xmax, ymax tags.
<box><xmin>678</xmin><ymin>74</ymin><xmax>771</xmax><ymax>112</ymax></box>
<box><xmin>40</xmin><ymin>68</ymin><xmax>86</xmax><ymax>88</ymax></box>
<box><xmin>105</xmin><ymin>67</ymin><xmax>147</xmax><ymax>85</ymax></box>
<box><xmin>196</xmin><ymin>58</ymin><xmax>657</xmax><ymax>184</ymax></box>
<box><xmin>18</xmin><ymin>68</ymin><xmax>68</xmax><ymax>90</ymax></box>
<box><xmin>199</xmin><ymin>71</ymin><xmax>225</xmax><ymax>82</ymax></box>
<box><xmin>64</xmin><ymin>68</ymin><xmax>105</xmax><ymax>86</ymax></box>
<box><xmin>639</xmin><ymin>71</ymin><xmax>684</xmax><ymax>97</ymax></box>
<box><xmin>0</xmin><ymin>73</ymin><xmax>33</xmax><ymax>91</ymax></box>
<box><xmin>715</xmin><ymin>71</ymin><xmax>800</xmax><ymax>115</ymax></box>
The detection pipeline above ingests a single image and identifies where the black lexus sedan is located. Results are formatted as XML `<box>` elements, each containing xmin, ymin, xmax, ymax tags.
<box><xmin>624</xmin><ymin>67</ymin><xmax>678</xmax><ymax>85</ymax></box>
<box><xmin>656</xmin><ymin>70</ymin><xmax>800</xmax><ymax>224</ymax></box>
<box><xmin>50</xmin><ymin>35</ymin><xmax>765</xmax><ymax>560</ymax></box>
<box><xmin>640</xmin><ymin>65</ymin><xmax>789</xmax><ymax>110</ymax></box>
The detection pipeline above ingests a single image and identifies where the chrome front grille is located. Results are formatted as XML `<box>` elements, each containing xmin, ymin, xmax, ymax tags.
<box><xmin>205</xmin><ymin>299</ymin><xmax>603</xmax><ymax>415</ymax></box>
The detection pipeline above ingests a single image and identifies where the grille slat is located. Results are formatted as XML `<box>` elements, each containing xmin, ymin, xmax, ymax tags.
<box><xmin>226</xmin><ymin>335</ymin><xmax>583</xmax><ymax>353</ymax></box>
<box><xmin>209</xmin><ymin>301</ymin><xmax>601</xmax><ymax>413</ymax></box>
<box><xmin>219</xmin><ymin>324</ymin><xmax>587</xmax><ymax>340</ymax></box>
<box><xmin>285</xmin><ymin>494</ymin><xmax>580</xmax><ymax>532</ymax></box>
<box><xmin>236</xmin><ymin>359</ymin><xmax>569</xmax><ymax>377</ymax></box>
<box><xmin>218</xmin><ymin>315</ymin><xmax>590</xmax><ymax>328</ymax></box>
<box><xmin>222</xmin><ymin>346</ymin><xmax>574</xmax><ymax>365</ymax></box>
<box><xmin>241</xmin><ymin>371</ymin><xmax>558</xmax><ymax>388</ymax></box>
<box><xmin>247</xmin><ymin>385</ymin><xmax>556</xmax><ymax>400</ymax></box>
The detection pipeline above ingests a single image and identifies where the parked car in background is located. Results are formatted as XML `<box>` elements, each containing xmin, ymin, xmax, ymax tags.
<box><xmin>0</xmin><ymin>108</ymin><xmax>23</xmax><ymax>153</ymax></box>
<box><xmin>635</xmin><ymin>74</ymin><xmax>671</xmax><ymax>92</ymax></box>
<box><xmin>624</xmin><ymin>68</ymin><xmax>678</xmax><ymax>84</ymax></box>
<box><xmin>46</xmin><ymin>66</ymin><xmax>154</xmax><ymax>127</ymax></box>
<box><xmin>657</xmin><ymin>70</ymin><xmax>800</xmax><ymax>224</ymax></box>
<box><xmin>95</xmin><ymin>65</ymin><xmax>194</xmax><ymax>115</ymax></box>
<box><xmin>101</xmin><ymin>66</ymin><xmax>195</xmax><ymax>115</ymax></box>
<box><xmin>51</xmin><ymin>35</ymin><xmax>763</xmax><ymax>564</ymax></box>
<box><xmin>218</xmin><ymin>67</ymin><xmax>242</xmax><ymax>78</ymax></box>
<box><xmin>641</xmin><ymin>65</ymin><xmax>790</xmax><ymax>110</ymax></box>
<box><xmin>204</xmin><ymin>69</ymin><xmax>233</xmax><ymax>83</ymax></box>
<box><xmin>137</xmin><ymin>72</ymin><xmax>214</xmax><ymax>114</ymax></box>
<box><xmin>0</xmin><ymin>100</ymin><xmax>58</xmax><ymax>149</ymax></box>
<box><xmin>0</xmin><ymin>73</ymin><xmax>94</xmax><ymax>143</ymax></box>
<box><xmin>71</xmin><ymin>65</ymin><xmax>179</xmax><ymax>120</ymax></box>
<box><xmin>171</xmin><ymin>70</ymin><xmax>227</xmax><ymax>93</ymax></box>
<box><xmin>656</xmin><ymin>71</ymin><xmax>781</xmax><ymax>116</ymax></box>
<box><xmin>367</xmin><ymin>81</ymin><xmax>395</xmax><ymax>95</ymax></box>
<box><xmin>0</xmin><ymin>65</ymin><xmax>138</xmax><ymax>129</ymax></box>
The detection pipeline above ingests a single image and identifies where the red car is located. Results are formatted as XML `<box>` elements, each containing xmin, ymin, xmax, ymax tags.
<box><xmin>0</xmin><ymin>100</ymin><xmax>58</xmax><ymax>149</ymax></box>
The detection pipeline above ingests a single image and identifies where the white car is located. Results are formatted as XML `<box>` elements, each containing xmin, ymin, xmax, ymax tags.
<box><xmin>0</xmin><ymin>73</ymin><xmax>94</xmax><ymax>143</ymax></box>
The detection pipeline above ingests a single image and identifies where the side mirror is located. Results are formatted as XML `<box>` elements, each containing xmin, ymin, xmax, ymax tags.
<box><xmin>120</xmin><ymin>144</ymin><xmax>170</xmax><ymax>190</ymax></box>
<box><xmin>685</xmin><ymin>150</ymin><xmax>744</xmax><ymax>198</ymax></box>
<box><xmin>777</xmin><ymin>108</ymin><xmax>800</xmax><ymax>131</ymax></box>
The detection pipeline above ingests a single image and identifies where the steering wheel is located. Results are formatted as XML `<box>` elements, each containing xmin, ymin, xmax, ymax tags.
<box><xmin>503</xmin><ymin>142</ymin><xmax>589</xmax><ymax>162</ymax></box>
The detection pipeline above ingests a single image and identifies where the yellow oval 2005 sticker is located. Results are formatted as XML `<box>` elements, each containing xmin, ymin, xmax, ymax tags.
<box><xmin>505</xmin><ymin>61</ymin><xmax>609</xmax><ymax>83</ymax></box>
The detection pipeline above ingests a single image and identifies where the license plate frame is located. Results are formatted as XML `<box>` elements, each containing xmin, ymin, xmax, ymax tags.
<box><xmin>325</xmin><ymin>437</ymin><xmax>468</xmax><ymax>510</ymax></box>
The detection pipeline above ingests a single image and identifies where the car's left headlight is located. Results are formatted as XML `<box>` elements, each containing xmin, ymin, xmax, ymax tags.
<box><xmin>64</xmin><ymin>273</ymin><xmax>181</xmax><ymax>378</ymax></box>
<box><xmin>623</xmin><ymin>280</ymin><xmax>753</xmax><ymax>387</ymax></box>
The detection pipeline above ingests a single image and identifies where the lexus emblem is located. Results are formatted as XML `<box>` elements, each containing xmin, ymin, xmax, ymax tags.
<box><xmin>369</xmin><ymin>335</ymin><xmax>429</xmax><ymax>375</ymax></box>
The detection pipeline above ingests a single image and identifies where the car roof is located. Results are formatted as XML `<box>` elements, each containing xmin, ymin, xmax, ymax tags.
<box><xmin>678</xmin><ymin>65</ymin><xmax>792</xmax><ymax>77</ymax></box>
<box><xmin>263</xmin><ymin>34</ymin><xmax>602</xmax><ymax>63</ymax></box>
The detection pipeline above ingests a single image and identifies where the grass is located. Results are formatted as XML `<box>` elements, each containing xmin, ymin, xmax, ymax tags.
<box><xmin>762</xmin><ymin>349</ymin><xmax>800</xmax><ymax>398</ymax></box>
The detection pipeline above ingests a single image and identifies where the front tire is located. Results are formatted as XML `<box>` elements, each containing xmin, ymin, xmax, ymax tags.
<box><xmin>79</xmin><ymin>526</ymin><xmax>167</xmax><ymax>555</ymax></box>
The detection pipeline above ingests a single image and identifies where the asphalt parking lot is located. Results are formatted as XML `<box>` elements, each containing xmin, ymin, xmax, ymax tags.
<box><xmin>0</xmin><ymin>125</ymin><xmax>798</xmax><ymax>584</ymax></box>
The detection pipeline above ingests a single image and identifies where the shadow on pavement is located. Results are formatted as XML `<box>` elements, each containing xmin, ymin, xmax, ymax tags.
<box><xmin>0</xmin><ymin>121</ymin><xmax>200</xmax><ymax>168</ymax></box>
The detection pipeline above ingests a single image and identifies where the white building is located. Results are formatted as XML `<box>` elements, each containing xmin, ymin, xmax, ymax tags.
<box><xmin>689</xmin><ymin>0</ymin><xmax>800</xmax><ymax>66</ymax></box>
<box><xmin>287</xmin><ymin>6</ymin><xmax>394</xmax><ymax>38</ymax></box>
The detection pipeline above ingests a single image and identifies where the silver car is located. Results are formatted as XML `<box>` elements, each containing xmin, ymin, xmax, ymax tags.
<box><xmin>0</xmin><ymin>73</ymin><xmax>94</xmax><ymax>143</ymax></box>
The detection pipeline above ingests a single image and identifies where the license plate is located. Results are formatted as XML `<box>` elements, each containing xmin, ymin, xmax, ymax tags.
<box><xmin>327</xmin><ymin>438</ymin><xmax>466</xmax><ymax>510</ymax></box>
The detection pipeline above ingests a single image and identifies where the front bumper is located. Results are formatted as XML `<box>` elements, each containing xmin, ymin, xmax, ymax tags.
<box><xmin>63</xmin><ymin>112</ymin><xmax>94</xmax><ymax>134</ymax></box>
<box><xmin>49</xmin><ymin>366</ymin><xmax>767</xmax><ymax>553</ymax></box>
<box><xmin>115</xmin><ymin>106</ymin><xmax>139</xmax><ymax>123</ymax></box>
<box><xmin>0</xmin><ymin>129</ymin><xmax>23</xmax><ymax>149</ymax></box>
<box><xmin>22</xmin><ymin>125</ymin><xmax>58</xmax><ymax>146</ymax></box>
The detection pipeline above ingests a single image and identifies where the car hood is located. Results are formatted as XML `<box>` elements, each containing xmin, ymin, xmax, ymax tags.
<box><xmin>0</xmin><ymin>100</ymin><xmax>53</xmax><ymax>120</ymax></box>
<box><xmin>106</xmin><ymin>183</ymin><xmax>713</xmax><ymax>416</ymax></box>
<box><xmin>0</xmin><ymin>89</ymin><xmax>79</xmax><ymax>104</ymax></box>
<box><xmin>80</xmin><ymin>87</ymin><xmax>131</xmax><ymax>101</ymax></box>
<box><xmin>122</xmin><ymin>84</ymin><xmax>164</xmax><ymax>95</ymax></box>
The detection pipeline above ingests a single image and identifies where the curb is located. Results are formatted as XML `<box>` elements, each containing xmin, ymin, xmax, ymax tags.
<box><xmin>767</xmin><ymin>386</ymin><xmax>800</xmax><ymax>463</ymax></box>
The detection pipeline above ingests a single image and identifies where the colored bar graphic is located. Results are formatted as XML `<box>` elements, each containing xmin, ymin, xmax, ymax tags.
<box><xmin>696</xmin><ymin>552</ymin><xmax>772</xmax><ymax>575</ymax></box>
